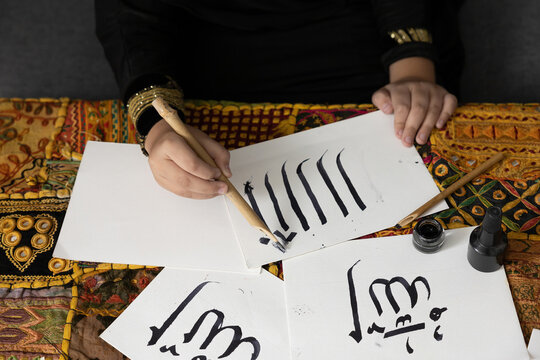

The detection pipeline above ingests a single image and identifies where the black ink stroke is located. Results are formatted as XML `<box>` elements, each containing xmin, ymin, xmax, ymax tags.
<box><xmin>367</xmin><ymin>322</ymin><xmax>385</xmax><ymax>334</ymax></box>
<box><xmin>383</xmin><ymin>323</ymin><xmax>425</xmax><ymax>338</ymax></box>
<box><xmin>433</xmin><ymin>325</ymin><xmax>443</xmax><ymax>341</ymax></box>
<box><xmin>347</xmin><ymin>260</ymin><xmax>363</xmax><ymax>343</ymax></box>
<box><xmin>148</xmin><ymin>281</ymin><xmax>216</xmax><ymax>346</ymax></box>
<box><xmin>395</xmin><ymin>314</ymin><xmax>412</xmax><ymax>327</ymax></box>
<box><xmin>259</xmin><ymin>237</ymin><xmax>270</xmax><ymax>245</ymax></box>
<box><xmin>429</xmin><ymin>307</ymin><xmax>447</xmax><ymax>322</ymax></box>
<box><xmin>281</xmin><ymin>162</ymin><xmax>310</xmax><ymax>231</ymax></box>
<box><xmin>273</xmin><ymin>230</ymin><xmax>297</xmax><ymax>243</ymax></box>
<box><xmin>296</xmin><ymin>159</ymin><xmax>327</xmax><ymax>225</ymax></box>
<box><xmin>406</xmin><ymin>337</ymin><xmax>414</xmax><ymax>354</ymax></box>
<box><xmin>159</xmin><ymin>344</ymin><xmax>179</xmax><ymax>356</ymax></box>
<box><xmin>264</xmin><ymin>173</ymin><xmax>289</xmax><ymax>231</ymax></box>
<box><xmin>369</xmin><ymin>276</ymin><xmax>431</xmax><ymax>315</ymax></box>
<box><xmin>337</xmin><ymin>149</ymin><xmax>366</xmax><ymax>211</ymax></box>
<box><xmin>183</xmin><ymin>309</ymin><xmax>261</xmax><ymax>360</ymax></box>
<box><xmin>317</xmin><ymin>151</ymin><xmax>348</xmax><ymax>217</ymax></box>
<box><xmin>244</xmin><ymin>181</ymin><xmax>266</xmax><ymax>226</ymax></box>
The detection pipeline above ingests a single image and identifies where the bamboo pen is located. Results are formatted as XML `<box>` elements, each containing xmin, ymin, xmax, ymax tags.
<box><xmin>396</xmin><ymin>153</ymin><xmax>505</xmax><ymax>228</ymax></box>
<box><xmin>152</xmin><ymin>97</ymin><xmax>286</xmax><ymax>252</ymax></box>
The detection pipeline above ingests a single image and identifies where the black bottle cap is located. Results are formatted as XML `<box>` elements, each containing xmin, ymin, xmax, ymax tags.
<box><xmin>467</xmin><ymin>206</ymin><xmax>508</xmax><ymax>272</ymax></box>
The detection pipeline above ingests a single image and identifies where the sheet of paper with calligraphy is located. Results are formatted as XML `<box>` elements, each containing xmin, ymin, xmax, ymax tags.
<box><xmin>227</xmin><ymin>111</ymin><xmax>447</xmax><ymax>268</ymax></box>
<box><xmin>283</xmin><ymin>227</ymin><xmax>528</xmax><ymax>360</ymax></box>
<box><xmin>101</xmin><ymin>268</ymin><xmax>290</xmax><ymax>360</ymax></box>
<box><xmin>54</xmin><ymin>141</ymin><xmax>251</xmax><ymax>273</ymax></box>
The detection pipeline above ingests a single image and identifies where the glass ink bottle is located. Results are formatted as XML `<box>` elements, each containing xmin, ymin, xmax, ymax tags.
<box><xmin>412</xmin><ymin>218</ymin><xmax>445</xmax><ymax>253</ymax></box>
<box><xmin>467</xmin><ymin>206</ymin><xmax>508</xmax><ymax>272</ymax></box>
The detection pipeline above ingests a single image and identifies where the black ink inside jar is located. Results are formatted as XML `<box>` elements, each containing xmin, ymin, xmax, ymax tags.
<box><xmin>412</xmin><ymin>219</ymin><xmax>445</xmax><ymax>253</ymax></box>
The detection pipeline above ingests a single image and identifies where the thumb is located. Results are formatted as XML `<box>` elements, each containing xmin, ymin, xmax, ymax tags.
<box><xmin>371</xmin><ymin>88</ymin><xmax>393</xmax><ymax>114</ymax></box>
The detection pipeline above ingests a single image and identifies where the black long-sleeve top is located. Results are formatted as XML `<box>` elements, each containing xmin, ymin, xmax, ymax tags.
<box><xmin>95</xmin><ymin>0</ymin><xmax>462</xmax><ymax>135</ymax></box>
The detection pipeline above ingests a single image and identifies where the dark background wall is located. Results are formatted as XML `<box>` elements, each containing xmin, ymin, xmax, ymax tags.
<box><xmin>1</xmin><ymin>0</ymin><xmax>539</xmax><ymax>102</ymax></box>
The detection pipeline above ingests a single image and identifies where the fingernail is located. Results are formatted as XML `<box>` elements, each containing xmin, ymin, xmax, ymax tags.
<box><xmin>436</xmin><ymin>120</ymin><xmax>444</xmax><ymax>129</ymax></box>
<box><xmin>225</xmin><ymin>166</ymin><xmax>232</xmax><ymax>177</ymax></box>
<box><xmin>405</xmin><ymin>136</ymin><xmax>413</xmax><ymax>146</ymax></box>
<box><xmin>417</xmin><ymin>133</ymin><xmax>427</xmax><ymax>144</ymax></box>
<box><xmin>397</xmin><ymin>129</ymin><xmax>403</xmax><ymax>138</ymax></box>
<box><xmin>218</xmin><ymin>185</ymin><xmax>228</xmax><ymax>195</ymax></box>
<box><xmin>382</xmin><ymin>103</ymin><xmax>391</xmax><ymax>113</ymax></box>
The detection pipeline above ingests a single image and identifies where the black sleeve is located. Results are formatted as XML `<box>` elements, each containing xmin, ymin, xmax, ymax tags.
<box><xmin>370</xmin><ymin>0</ymin><xmax>436</xmax><ymax>70</ymax></box>
<box><xmin>95</xmin><ymin>0</ymin><xmax>182</xmax><ymax>102</ymax></box>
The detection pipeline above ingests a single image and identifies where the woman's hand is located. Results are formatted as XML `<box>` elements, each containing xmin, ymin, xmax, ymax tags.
<box><xmin>372</xmin><ymin>57</ymin><xmax>457</xmax><ymax>147</ymax></box>
<box><xmin>144</xmin><ymin>119</ymin><xmax>232</xmax><ymax>199</ymax></box>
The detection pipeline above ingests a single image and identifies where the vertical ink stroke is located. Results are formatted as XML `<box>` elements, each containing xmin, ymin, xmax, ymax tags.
<box><xmin>337</xmin><ymin>149</ymin><xmax>366</xmax><ymax>211</ymax></box>
<box><xmin>296</xmin><ymin>159</ymin><xmax>327</xmax><ymax>225</ymax></box>
<box><xmin>148</xmin><ymin>281</ymin><xmax>216</xmax><ymax>346</ymax></box>
<box><xmin>244</xmin><ymin>181</ymin><xmax>266</xmax><ymax>226</ymax></box>
<box><xmin>281</xmin><ymin>162</ymin><xmax>310</xmax><ymax>231</ymax></box>
<box><xmin>347</xmin><ymin>260</ymin><xmax>363</xmax><ymax>343</ymax></box>
<box><xmin>183</xmin><ymin>309</ymin><xmax>261</xmax><ymax>360</ymax></box>
<box><xmin>317</xmin><ymin>151</ymin><xmax>348</xmax><ymax>217</ymax></box>
<box><xmin>264</xmin><ymin>173</ymin><xmax>289</xmax><ymax>231</ymax></box>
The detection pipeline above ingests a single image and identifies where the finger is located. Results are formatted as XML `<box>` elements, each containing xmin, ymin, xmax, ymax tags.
<box><xmin>401</xmin><ymin>84</ymin><xmax>430</xmax><ymax>147</ymax></box>
<box><xmin>388</xmin><ymin>86</ymin><xmax>411</xmax><ymax>140</ymax></box>
<box><xmin>436</xmin><ymin>93</ymin><xmax>458</xmax><ymax>128</ymax></box>
<box><xmin>162</xmin><ymin>134</ymin><xmax>222</xmax><ymax>180</ymax></box>
<box><xmin>192</xmin><ymin>127</ymin><xmax>232</xmax><ymax>178</ymax></box>
<box><xmin>149</xmin><ymin>157</ymin><xmax>228</xmax><ymax>197</ymax></box>
<box><xmin>415</xmin><ymin>90</ymin><xmax>443</xmax><ymax>144</ymax></box>
<box><xmin>371</xmin><ymin>88</ymin><xmax>394</xmax><ymax>114</ymax></box>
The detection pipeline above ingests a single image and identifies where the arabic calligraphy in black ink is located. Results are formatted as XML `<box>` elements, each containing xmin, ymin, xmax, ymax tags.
<box><xmin>148</xmin><ymin>281</ymin><xmax>261</xmax><ymax>359</ymax></box>
<box><xmin>244</xmin><ymin>149</ymin><xmax>367</xmax><ymax>249</ymax></box>
<box><xmin>346</xmin><ymin>260</ymin><xmax>448</xmax><ymax>355</ymax></box>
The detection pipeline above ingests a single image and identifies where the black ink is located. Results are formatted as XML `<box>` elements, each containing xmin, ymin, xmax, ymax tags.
<box><xmin>244</xmin><ymin>181</ymin><xmax>266</xmax><ymax>226</ymax></box>
<box><xmin>273</xmin><ymin>230</ymin><xmax>297</xmax><ymax>243</ymax></box>
<box><xmin>429</xmin><ymin>307</ymin><xmax>447</xmax><ymax>322</ymax></box>
<box><xmin>337</xmin><ymin>150</ymin><xmax>366</xmax><ymax>211</ymax></box>
<box><xmin>259</xmin><ymin>237</ymin><xmax>270</xmax><ymax>245</ymax></box>
<box><xmin>406</xmin><ymin>337</ymin><xmax>414</xmax><ymax>354</ymax></box>
<box><xmin>383</xmin><ymin>323</ymin><xmax>425</xmax><ymax>338</ymax></box>
<box><xmin>282</xmin><ymin>162</ymin><xmax>310</xmax><ymax>231</ymax></box>
<box><xmin>347</xmin><ymin>260</ymin><xmax>363</xmax><ymax>343</ymax></box>
<box><xmin>317</xmin><ymin>151</ymin><xmax>348</xmax><ymax>217</ymax></box>
<box><xmin>367</xmin><ymin>322</ymin><xmax>385</xmax><ymax>334</ymax></box>
<box><xmin>148</xmin><ymin>281</ymin><xmax>215</xmax><ymax>346</ymax></box>
<box><xmin>396</xmin><ymin>314</ymin><xmax>412</xmax><ymax>327</ymax></box>
<box><xmin>183</xmin><ymin>309</ymin><xmax>261</xmax><ymax>360</ymax></box>
<box><xmin>192</xmin><ymin>357</ymin><xmax>207</xmax><ymax>360</ymax></box>
<box><xmin>296</xmin><ymin>159</ymin><xmax>327</xmax><ymax>225</ymax></box>
<box><xmin>369</xmin><ymin>276</ymin><xmax>431</xmax><ymax>315</ymax></box>
<box><xmin>264</xmin><ymin>173</ymin><xmax>289</xmax><ymax>231</ymax></box>
<box><xmin>272</xmin><ymin>241</ymin><xmax>286</xmax><ymax>253</ymax></box>
<box><xmin>159</xmin><ymin>344</ymin><xmax>179</xmax><ymax>356</ymax></box>
<box><xmin>433</xmin><ymin>325</ymin><xmax>443</xmax><ymax>341</ymax></box>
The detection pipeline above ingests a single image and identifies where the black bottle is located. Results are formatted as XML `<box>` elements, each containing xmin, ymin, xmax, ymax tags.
<box><xmin>467</xmin><ymin>206</ymin><xmax>508</xmax><ymax>272</ymax></box>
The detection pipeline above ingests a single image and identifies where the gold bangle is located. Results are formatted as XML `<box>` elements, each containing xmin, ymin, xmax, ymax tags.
<box><xmin>388</xmin><ymin>28</ymin><xmax>432</xmax><ymax>45</ymax></box>
<box><xmin>127</xmin><ymin>79</ymin><xmax>185</xmax><ymax>156</ymax></box>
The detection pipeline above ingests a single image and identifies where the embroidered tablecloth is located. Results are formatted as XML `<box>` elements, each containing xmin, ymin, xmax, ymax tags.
<box><xmin>0</xmin><ymin>98</ymin><xmax>538</xmax><ymax>359</ymax></box>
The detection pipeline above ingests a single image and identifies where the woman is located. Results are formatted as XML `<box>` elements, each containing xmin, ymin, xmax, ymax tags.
<box><xmin>95</xmin><ymin>0</ymin><xmax>463</xmax><ymax>199</ymax></box>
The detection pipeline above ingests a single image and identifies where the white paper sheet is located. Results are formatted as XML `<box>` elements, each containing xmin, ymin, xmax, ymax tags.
<box><xmin>227</xmin><ymin>111</ymin><xmax>447</xmax><ymax>267</ymax></box>
<box><xmin>54</xmin><ymin>141</ymin><xmax>251</xmax><ymax>273</ymax></box>
<box><xmin>529</xmin><ymin>329</ymin><xmax>540</xmax><ymax>360</ymax></box>
<box><xmin>101</xmin><ymin>268</ymin><xmax>290</xmax><ymax>360</ymax></box>
<box><xmin>283</xmin><ymin>227</ymin><xmax>529</xmax><ymax>360</ymax></box>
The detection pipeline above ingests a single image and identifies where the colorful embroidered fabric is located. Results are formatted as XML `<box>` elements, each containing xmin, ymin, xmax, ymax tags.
<box><xmin>0</xmin><ymin>98</ymin><xmax>538</xmax><ymax>359</ymax></box>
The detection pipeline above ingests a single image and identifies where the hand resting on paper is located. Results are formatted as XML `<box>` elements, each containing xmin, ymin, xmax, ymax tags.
<box><xmin>144</xmin><ymin>119</ymin><xmax>232</xmax><ymax>199</ymax></box>
<box><xmin>371</xmin><ymin>57</ymin><xmax>458</xmax><ymax>148</ymax></box>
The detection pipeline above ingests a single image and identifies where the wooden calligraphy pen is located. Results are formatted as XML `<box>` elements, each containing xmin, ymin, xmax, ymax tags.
<box><xmin>152</xmin><ymin>97</ymin><xmax>286</xmax><ymax>253</ymax></box>
<box><xmin>396</xmin><ymin>152</ymin><xmax>505</xmax><ymax>229</ymax></box>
